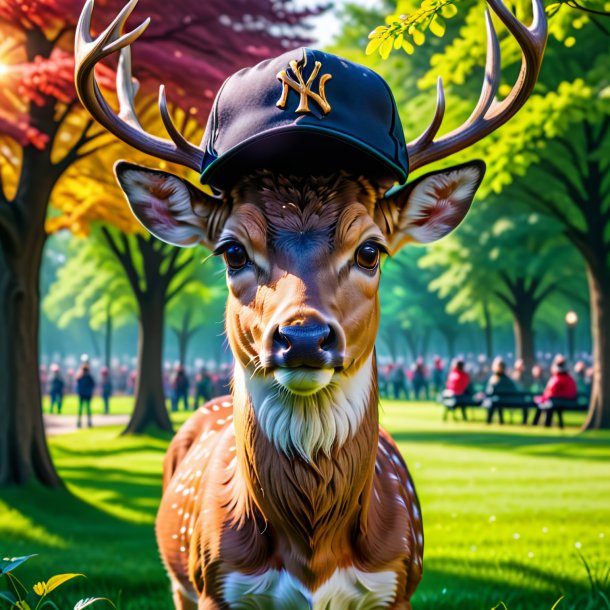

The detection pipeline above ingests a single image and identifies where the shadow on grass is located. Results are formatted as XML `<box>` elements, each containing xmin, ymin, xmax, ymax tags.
<box><xmin>414</xmin><ymin>558</ymin><xmax>606</xmax><ymax>610</ymax></box>
<box><xmin>0</xmin><ymin>443</ymin><xmax>173</xmax><ymax>609</ymax></box>
<box><xmin>390</xmin><ymin>428</ymin><xmax>610</xmax><ymax>461</ymax></box>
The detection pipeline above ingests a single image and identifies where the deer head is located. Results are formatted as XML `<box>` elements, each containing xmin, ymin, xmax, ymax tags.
<box><xmin>75</xmin><ymin>0</ymin><xmax>546</xmax><ymax>461</ymax></box>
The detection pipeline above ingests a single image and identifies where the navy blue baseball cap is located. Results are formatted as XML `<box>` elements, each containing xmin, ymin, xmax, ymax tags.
<box><xmin>199</xmin><ymin>48</ymin><xmax>408</xmax><ymax>190</ymax></box>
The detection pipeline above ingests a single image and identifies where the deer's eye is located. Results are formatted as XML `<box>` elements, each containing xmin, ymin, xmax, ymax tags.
<box><xmin>224</xmin><ymin>244</ymin><xmax>249</xmax><ymax>270</ymax></box>
<box><xmin>355</xmin><ymin>242</ymin><xmax>380</xmax><ymax>271</ymax></box>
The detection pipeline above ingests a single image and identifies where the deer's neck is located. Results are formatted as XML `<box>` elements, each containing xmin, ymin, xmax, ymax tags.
<box><xmin>231</xmin><ymin>357</ymin><xmax>379</xmax><ymax>579</ymax></box>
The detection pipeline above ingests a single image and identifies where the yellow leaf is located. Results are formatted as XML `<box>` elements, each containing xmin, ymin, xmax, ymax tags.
<box><xmin>33</xmin><ymin>582</ymin><xmax>47</xmax><ymax>596</ymax></box>
<box><xmin>441</xmin><ymin>3</ymin><xmax>458</xmax><ymax>18</ymax></box>
<box><xmin>412</xmin><ymin>28</ymin><xmax>425</xmax><ymax>46</ymax></box>
<box><xmin>44</xmin><ymin>573</ymin><xmax>84</xmax><ymax>595</ymax></box>
<box><xmin>380</xmin><ymin>36</ymin><xmax>394</xmax><ymax>59</ymax></box>
<box><xmin>15</xmin><ymin>602</ymin><xmax>31</xmax><ymax>610</ymax></box>
<box><xmin>402</xmin><ymin>39</ymin><xmax>415</xmax><ymax>54</ymax></box>
<box><xmin>429</xmin><ymin>14</ymin><xmax>446</xmax><ymax>37</ymax></box>
<box><xmin>365</xmin><ymin>37</ymin><xmax>383</xmax><ymax>55</ymax></box>
<box><xmin>394</xmin><ymin>33</ymin><xmax>404</xmax><ymax>49</ymax></box>
<box><xmin>367</xmin><ymin>25</ymin><xmax>386</xmax><ymax>39</ymax></box>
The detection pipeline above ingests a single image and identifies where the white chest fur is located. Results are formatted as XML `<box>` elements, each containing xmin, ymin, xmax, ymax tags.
<box><xmin>222</xmin><ymin>566</ymin><xmax>397</xmax><ymax>609</ymax></box>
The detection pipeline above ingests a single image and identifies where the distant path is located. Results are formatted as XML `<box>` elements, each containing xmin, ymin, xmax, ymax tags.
<box><xmin>44</xmin><ymin>413</ymin><xmax>130</xmax><ymax>436</ymax></box>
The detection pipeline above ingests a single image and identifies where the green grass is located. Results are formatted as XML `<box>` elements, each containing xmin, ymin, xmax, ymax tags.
<box><xmin>42</xmin><ymin>394</ymin><xmax>151</xmax><ymax>416</ymax></box>
<box><xmin>1</xmin><ymin>401</ymin><xmax>609</xmax><ymax>609</ymax></box>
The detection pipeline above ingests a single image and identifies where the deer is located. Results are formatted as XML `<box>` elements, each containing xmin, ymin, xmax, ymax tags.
<box><xmin>75</xmin><ymin>0</ymin><xmax>547</xmax><ymax>607</ymax></box>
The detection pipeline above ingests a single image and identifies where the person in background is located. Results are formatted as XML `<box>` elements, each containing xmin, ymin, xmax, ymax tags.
<box><xmin>536</xmin><ymin>355</ymin><xmax>578</xmax><ymax>403</ymax></box>
<box><xmin>171</xmin><ymin>364</ymin><xmax>190</xmax><ymax>411</ymax></box>
<box><xmin>390</xmin><ymin>362</ymin><xmax>408</xmax><ymax>400</ymax></box>
<box><xmin>432</xmin><ymin>356</ymin><xmax>445</xmax><ymax>394</ymax></box>
<box><xmin>529</xmin><ymin>364</ymin><xmax>545</xmax><ymax>394</ymax></box>
<box><xmin>100</xmin><ymin>367</ymin><xmax>113</xmax><ymax>415</ymax></box>
<box><xmin>484</xmin><ymin>357</ymin><xmax>518</xmax><ymax>424</ymax></box>
<box><xmin>76</xmin><ymin>362</ymin><xmax>95</xmax><ymax>428</ymax></box>
<box><xmin>194</xmin><ymin>368</ymin><xmax>213</xmax><ymax>409</ymax></box>
<box><xmin>445</xmin><ymin>358</ymin><xmax>471</xmax><ymax>396</ymax></box>
<box><xmin>444</xmin><ymin>358</ymin><xmax>471</xmax><ymax>420</ymax></box>
<box><xmin>411</xmin><ymin>357</ymin><xmax>429</xmax><ymax>400</ymax></box>
<box><xmin>49</xmin><ymin>364</ymin><xmax>65</xmax><ymax>414</ymax></box>
<box><xmin>533</xmin><ymin>354</ymin><xmax>578</xmax><ymax>426</ymax></box>
<box><xmin>511</xmin><ymin>359</ymin><xmax>525</xmax><ymax>389</ymax></box>
<box><xmin>573</xmin><ymin>361</ymin><xmax>589</xmax><ymax>395</ymax></box>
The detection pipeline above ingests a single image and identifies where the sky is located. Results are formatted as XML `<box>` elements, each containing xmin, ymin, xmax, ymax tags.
<box><xmin>300</xmin><ymin>0</ymin><xmax>383</xmax><ymax>46</ymax></box>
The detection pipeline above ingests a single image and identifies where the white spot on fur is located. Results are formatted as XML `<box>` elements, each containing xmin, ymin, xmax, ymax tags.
<box><xmin>223</xmin><ymin>567</ymin><xmax>397</xmax><ymax>609</ymax></box>
<box><xmin>234</xmin><ymin>356</ymin><xmax>373</xmax><ymax>462</ymax></box>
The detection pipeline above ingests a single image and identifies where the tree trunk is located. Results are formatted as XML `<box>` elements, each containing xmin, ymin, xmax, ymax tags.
<box><xmin>583</xmin><ymin>265</ymin><xmax>610</xmax><ymax>430</ymax></box>
<box><xmin>0</xmin><ymin>195</ymin><xmax>60</xmax><ymax>487</ymax></box>
<box><xmin>513</xmin><ymin>305</ymin><xmax>535</xmax><ymax>373</ymax></box>
<box><xmin>123</xmin><ymin>291</ymin><xmax>173</xmax><ymax>434</ymax></box>
<box><xmin>105</xmin><ymin>307</ymin><xmax>113</xmax><ymax>368</ymax></box>
<box><xmin>482</xmin><ymin>300</ymin><xmax>494</xmax><ymax>360</ymax></box>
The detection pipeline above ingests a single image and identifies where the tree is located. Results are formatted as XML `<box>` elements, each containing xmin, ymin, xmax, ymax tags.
<box><xmin>0</xmin><ymin>0</ymin><xmax>321</xmax><ymax>485</ymax></box>
<box><xmin>167</xmin><ymin>270</ymin><xmax>226</xmax><ymax>367</ymax></box>
<box><xmin>379</xmin><ymin>247</ymin><xmax>463</xmax><ymax>361</ymax></box>
<box><xmin>422</xmin><ymin>199</ymin><xmax>586</xmax><ymax>372</ymax></box>
<box><xmin>43</xmin><ymin>235</ymin><xmax>135</xmax><ymax>367</ymax></box>
<box><xmin>345</xmin><ymin>0</ymin><xmax>610</xmax><ymax>428</ymax></box>
<box><xmin>468</xmin><ymin>6</ymin><xmax>610</xmax><ymax>428</ymax></box>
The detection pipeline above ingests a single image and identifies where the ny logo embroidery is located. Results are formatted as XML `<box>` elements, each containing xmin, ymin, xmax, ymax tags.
<box><xmin>276</xmin><ymin>59</ymin><xmax>332</xmax><ymax>115</ymax></box>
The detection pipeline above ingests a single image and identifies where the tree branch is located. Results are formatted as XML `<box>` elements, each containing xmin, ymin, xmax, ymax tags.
<box><xmin>0</xmin><ymin>202</ymin><xmax>19</xmax><ymax>252</ymax></box>
<box><xmin>493</xmin><ymin>288</ymin><xmax>516</xmax><ymax>313</ymax></box>
<box><xmin>166</xmin><ymin>276</ymin><xmax>194</xmax><ymax>305</ymax></box>
<box><xmin>533</xmin><ymin>281</ymin><xmax>559</xmax><ymax>307</ymax></box>
<box><xmin>101</xmin><ymin>227</ymin><xmax>143</xmax><ymax>300</ymax></box>
<box><xmin>166</xmin><ymin>249</ymin><xmax>195</xmax><ymax>282</ymax></box>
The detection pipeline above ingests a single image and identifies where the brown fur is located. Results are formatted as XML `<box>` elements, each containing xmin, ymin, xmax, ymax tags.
<box><xmin>156</xmin><ymin>171</ymin><xmax>424</xmax><ymax>609</ymax></box>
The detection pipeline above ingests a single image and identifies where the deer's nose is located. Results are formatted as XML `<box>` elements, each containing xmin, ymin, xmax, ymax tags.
<box><xmin>271</xmin><ymin>322</ymin><xmax>343</xmax><ymax>369</ymax></box>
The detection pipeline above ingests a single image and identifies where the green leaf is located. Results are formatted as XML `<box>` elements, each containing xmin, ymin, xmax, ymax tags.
<box><xmin>429</xmin><ymin>14</ymin><xmax>446</xmax><ymax>37</ymax></box>
<box><xmin>550</xmin><ymin>597</ymin><xmax>565</xmax><ymax>610</ymax></box>
<box><xmin>39</xmin><ymin>600</ymin><xmax>61</xmax><ymax>610</ymax></box>
<box><xmin>0</xmin><ymin>556</ymin><xmax>37</xmax><ymax>576</ymax></box>
<box><xmin>0</xmin><ymin>591</ymin><xmax>17</xmax><ymax>604</ymax></box>
<box><xmin>74</xmin><ymin>598</ymin><xmax>116</xmax><ymax>610</ymax></box>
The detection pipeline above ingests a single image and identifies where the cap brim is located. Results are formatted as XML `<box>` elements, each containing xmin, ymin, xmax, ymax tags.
<box><xmin>200</xmin><ymin>125</ymin><xmax>408</xmax><ymax>190</ymax></box>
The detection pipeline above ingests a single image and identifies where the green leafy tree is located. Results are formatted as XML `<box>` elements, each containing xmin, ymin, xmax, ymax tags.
<box><xmin>356</xmin><ymin>0</ymin><xmax>610</xmax><ymax>428</ymax></box>
<box><xmin>379</xmin><ymin>247</ymin><xmax>463</xmax><ymax>360</ymax></box>
<box><xmin>43</xmin><ymin>236</ymin><xmax>135</xmax><ymax>368</ymax></box>
<box><xmin>422</xmin><ymin>199</ymin><xmax>587</xmax><ymax>372</ymax></box>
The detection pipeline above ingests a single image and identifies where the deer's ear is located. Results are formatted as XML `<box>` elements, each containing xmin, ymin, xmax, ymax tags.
<box><xmin>376</xmin><ymin>161</ymin><xmax>485</xmax><ymax>255</ymax></box>
<box><xmin>114</xmin><ymin>161</ymin><xmax>228</xmax><ymax>249</ymax></box>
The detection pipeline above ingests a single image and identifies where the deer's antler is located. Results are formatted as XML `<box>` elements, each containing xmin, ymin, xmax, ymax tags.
<box><xmin>75</xmin><ymin>0</ymin><xmax>205</xmax><ymax>172</ymax></box>
<box><xmin>407</xmin><ymin>0</ymin><xmax>548</xmax><ymax>172</ymax></box>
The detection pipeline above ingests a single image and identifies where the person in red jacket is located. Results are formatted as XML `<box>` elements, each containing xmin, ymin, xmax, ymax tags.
<box><xmin>537</xmin><ymin>355</ymin><xmax>577</xmax><ymax>402</ymax></box>
<box><xmin>533</xmin><ymin>354</ymin><xmax>577</xmax><ymax>426</ymax></box>
<box><xmin>443</xmin><ymin>358</ymin><xmax>472</xmax><ymax>420</ymax></box>
<box><xmin>445</xmin><ymin>358</ymin><xmax>471</xmax><ymax>396</ymax></box>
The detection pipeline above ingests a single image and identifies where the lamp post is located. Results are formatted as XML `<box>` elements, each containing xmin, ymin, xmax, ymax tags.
<box><xmin>565</xmin><ymin>311</ymin><xmax>578</xmax><ymax>362</ymax></box>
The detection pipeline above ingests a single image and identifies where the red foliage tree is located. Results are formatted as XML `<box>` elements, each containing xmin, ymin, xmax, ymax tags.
<box><xmin>0</xmin><ymin>0</ymin><xmax>320</xmax><ymax>486</ymax></box>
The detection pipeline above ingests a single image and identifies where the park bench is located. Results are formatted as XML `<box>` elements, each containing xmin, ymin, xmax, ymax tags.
<box><xmin>531</xmin><ymin>393</ymin><xmax>589</xmax><ymax>429</ymax></box>
<box><xmin>439</xmin><ymin>392</ymin><xmax>482</xmax><ymax>421</ymax></box>
<box><xmin>482</xmin><ymin>391</ymin><xmax>537</xmax><ymax>424</ymax></box>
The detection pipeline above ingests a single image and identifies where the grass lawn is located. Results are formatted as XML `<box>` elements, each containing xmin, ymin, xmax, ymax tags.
<box><xmin>1</xmin><ymin>401</ymin><xmax>609</xmax><ymax>609</ymax></box>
